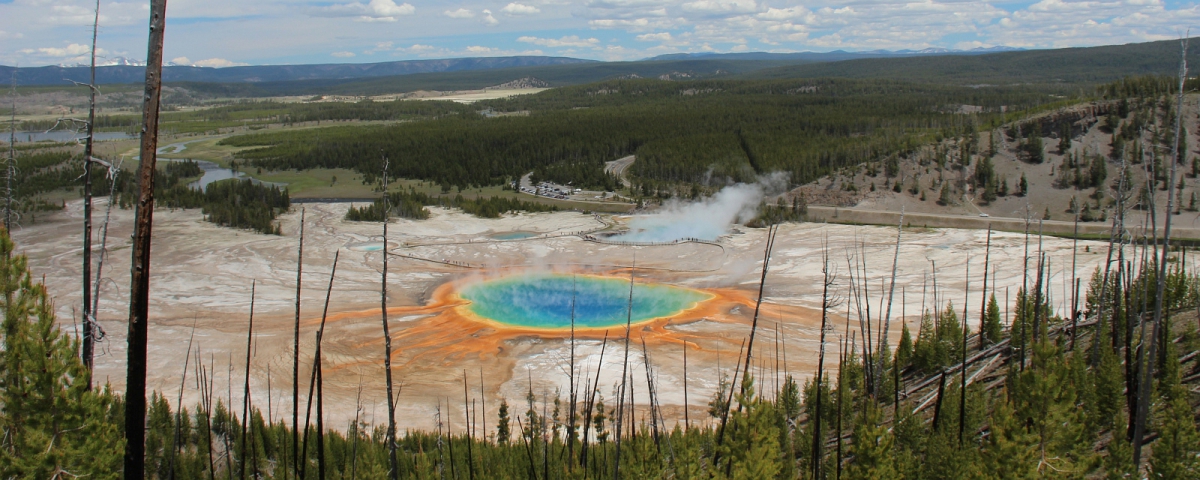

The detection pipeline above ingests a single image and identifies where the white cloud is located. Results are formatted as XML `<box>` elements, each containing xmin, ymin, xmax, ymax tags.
<box><xmin>456</xmin><ymin>46</ymin><xmax>546</xmax><ymax>57</ymax></box>
<box><xmin>193</xmin><ymin>58</ymin><xmax>248</xmax><ymax>68</ymax></box>
<box><xmin>758</xmin><ymin>6</ymin><xmax>813</xmax><ymax>22</ymax></box>
<box><xmin>636</xmin><ymin>32</ymin><xmax>672</xmax><ymax>42</ymax></box>
<box><xmin>365</xmin><ymin>41</ymin><xmax>395</xmax><ymax>53</ymax></box>
<box><xmin>588</xmin><ymin>17</ymin><xmax>676</xmax><ymax>31</ymax></box>
<box><xmin>681</xmin><ymin>0</ymin><xmax>757</xmax><ymax>15</ymax></box>
<box><xmin>5</xmin><ymin>0</ymin><xmax>1200</xmax><ymax>67</ymax></box>
<box><xmin>585</xmin><ymin>0</ymin><xmax>664</xmax><ymax>8</ymax></box>
<box><xmin>482</xmin><ymin>9</ymin><xmax>500</xmax><ymax>25</ymax></box>
<box><xmin>171</xmin><ymin>57</ymin><xmax>191</xmax><ymax>65</ymax></box>
<box><xmin>517</xmin><ymin>35</ymin><xmax>601</xmax><ymax>48</ymax></box>
<box><xmin>314</xmin><ymin>0</ymin><xmax>415</xmax><ymax>22</ymax></box>
<box><xmin>501</xmin><ymin>3</ymin><xmax>541</xmax><ymax>15</ymax></box>
<box><xmin>331</xmin><ymin>51</ymin><xmax>356</xmax><ymax>58</ymax></box>
<box><xmin>25</xmin><ymin>43</ymin><xmax>97</xmax><ymax>58</ymax></box>
<box><xmin>402</xmin><ymin>44</ymin><xmax>436</xmax><ymax>52</ymax></box>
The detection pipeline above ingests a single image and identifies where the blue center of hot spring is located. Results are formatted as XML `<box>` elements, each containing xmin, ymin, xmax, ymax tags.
<box><xmin>459</xmin><ymin>273</ymin><xmax>710</xmax><ymax>329</ymax></box>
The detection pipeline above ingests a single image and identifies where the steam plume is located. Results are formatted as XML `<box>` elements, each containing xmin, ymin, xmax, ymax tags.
<box><xmin>611</xmin><ymin>173</ymin><xmax>788</xmax><ymax>242</ymax></box>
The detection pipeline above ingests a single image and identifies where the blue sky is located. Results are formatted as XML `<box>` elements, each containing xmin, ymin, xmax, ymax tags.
<box><xmin>1</xmin><ymin>0</ymin><xmax>1197</xmax><ymax>67</ymax></box>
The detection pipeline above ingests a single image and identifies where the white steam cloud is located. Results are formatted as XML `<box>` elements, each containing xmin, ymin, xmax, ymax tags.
<box><xmin>611</xmin><ymin>173</ymin><xmax>788</xmax><ymax>242</ymax></box>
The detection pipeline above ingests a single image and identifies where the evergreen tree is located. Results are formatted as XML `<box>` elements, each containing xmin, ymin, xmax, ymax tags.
<box><xmin>708</xmin><ymin>371</ymin><xmax>732</xmax><ymax>420</ymax></box>
<box><xmin>938</xmin><ymin>302</ymin><xmax>963</xmax><ymax>366</ymax></box>
<box><xmin>496</xmin><ymin>399</ymin><xmax>511</xmax><ymax>444</ymax></box>
<box><xmin>981</xmin><ymin>398</ymin><xmax>1039</xmax><ymax>478</ymax></box>
<box><xmin>1089</xmin><ymin>155</ymin><xmax>1108</xmax><ymax>188</ymax></box>
<box><xmin>912</xmin><ymin>311</ymin><xmax>940</xmax><ymax>373</ymax></box>
<box><xmin>1148</xmin><ymin>343</ymin><xmax>1200</xmax><ymax>478</ymax></box>
<box><xmin>721</xmin><ymin>374</ymin><xmax>781</xmax><ymax>479</ymax></box>
<box><xmin>592</xmin><ymin>395</ymin><xmax>608</xmax><ymax>444</ymax></box>
<box><xmin>1010</xmin><ymin>339</ymin><xmax>1094</xmax><ymax>475</ymax></box>
<box><xmin>938</xmin><ymin>182</ymin><xmax>954</xmax><ymax>206</ymax></box>
<box><xmin>0</xmin><ymin>229</ymin><xmax>124</xmax><ymax>477</ymax></box>
<box><xmin>1092</xmin><ymin>335</ymin><xmax>1124</xmax><ymax>433</ymax></box>
<box><xmin>1103</xmin><ymin>410</ymin><xmax>1136</xmax><ymax>479</ymax></box>
<box><xmin>982</xmin><ymin>293</ymin><xmax>1003</xmax><ymax>347</ymax></box>
<box><xmin>1059</xmin><ymin>121</ymin><xmax>1073</xmax><ymax>154</ymax></box>
<box><xmin>846</xmin><ymin>401</ymin><xmax>897</xmax><ymax>479</ymax></box>
<box><xmin>778</xmin><ymin>375</ymin><xmax>801</xmax><ymax>424</ymax></box>
<box><xmin>1023</xmin><ymin>133</ymin><xmax>1046</xmax><ymax>163</ymax></box>
<box><xmin>896</xmin><ymin>322</ymin><xmax>914</xmax><ymax>369</ymax></box>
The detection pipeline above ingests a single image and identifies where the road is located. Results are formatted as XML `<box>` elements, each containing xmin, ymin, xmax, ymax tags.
<box><xmin>604</xmin><ymin>155</ymin><xmax>635</xmax><ymax>187</ymax></box>
<box><xmin>806</xmin><ymin>206</ymin><xmax>1200</xmax><ymax>241</ymax></box>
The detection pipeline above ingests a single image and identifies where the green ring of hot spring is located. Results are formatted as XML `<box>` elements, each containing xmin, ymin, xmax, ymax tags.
<box><xmin>458</xmin><ymin>273</ymin><xmax>711</xmax><ymax>329</ymax></box>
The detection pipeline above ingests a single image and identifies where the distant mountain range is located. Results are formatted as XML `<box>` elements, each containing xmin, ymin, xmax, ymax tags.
<box><xmin>3</xmin><ymin>47</ymin><xmax>1024</xmax><ymax>87</ymax></box>
<box><xmin>1</xmin><ymin>40</ymin><xmax>1189</xmax><ymax>91</ymax></box>
<box><xmin>0</xmin><ymin>56</ymin><xmax>594</xmax><ymax>86</ymax></box>
<box><xmin>62</xmin><ymin>56</ymin><xmax>148</xmax><ymax>67</ymax></box>
<box><xmin>643</xmin><ymin>46</ymin><xmax>1023</xmax><ymax>62</ymax></box>
<box><xmin>746</xmin><ymin>40</ymin><xmax>1198</xmax><ymax>84</ymax></box>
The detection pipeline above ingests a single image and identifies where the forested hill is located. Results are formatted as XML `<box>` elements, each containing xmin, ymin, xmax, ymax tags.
<box><xmin>222</xmin><ymin>78</ymin><xmax>1070</xmax><ymax>191</ymax></box>
<box><xmin>0</xmin><ymin>56</ymin><xmax>593</xmax><ymax>86</ymax></box>
<box><xmin>749</xmin><ymin>39</ymin><xmax>1199</xmax><ymax>85</ymax></box>
<box><xmin>172</xmin><ymin>40</ymin><xmax>1196</xmax><ymax>98</ymax></box>
<box><xmin>8</xmin><ymin>40</ymin><xmax>1193</xmax><ymax>97</ymax></box>
<box><xmin>169</xmin><ymin>58</ymin><xmax>808</xmax><ymax>98</ymax></box>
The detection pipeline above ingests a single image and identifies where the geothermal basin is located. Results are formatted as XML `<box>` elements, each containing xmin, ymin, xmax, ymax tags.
<box><xmin>16</xmin><ymin>202</ymin><xmax>1111</xmax><ymax>432</ymax></box>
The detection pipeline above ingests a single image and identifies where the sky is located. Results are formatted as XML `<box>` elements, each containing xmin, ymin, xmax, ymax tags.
<box><xmin>1</xmin><ymin>0</ymin><xmax>1197</xmax><ymax>67</ymax></box>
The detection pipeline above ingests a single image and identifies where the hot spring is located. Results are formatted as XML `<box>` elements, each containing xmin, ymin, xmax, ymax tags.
<box><xmin>458</xmin><ymin>273</ymin><xmax>711</xmax><ymax>329</ymax></box>
<box><xmin>490</xmin><ymin>231</ymin><xmax>538</xmax><ymax>240</ymax></box>
<box><xmin>348</xmin><ymin>242</ymin><xmax>390</xmax><ymax>252</ymax></box>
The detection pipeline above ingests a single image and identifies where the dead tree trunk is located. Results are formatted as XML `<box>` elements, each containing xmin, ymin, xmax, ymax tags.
<box><xmin>240</xmin><ymin>282</ymin><xmax>256</xmax><ymax>479</ymax></box>
<box><xmin>714</xmin><ymin>339</ymin><xmax>747</xmax><ymax>472</ymax></box>
<box><xmin>959</xmin><ymin>260</ymin><xmax>970</xmax><ymax>446</ymax></box>
<box><xmin>300</xmin><ymin>251</ymin><xmax>338</xmax><ymax>480</ymax></box>
<box><xmin>836</xmin><ymin>339</ymin><xmax>845</xmax><ymax>480</ymax></box>
<box><xmin>979</xmin><ymin>227</ymin><xmax>992</xmax><ymax>346</ymax></box>
<box><xmin>813</xmin><ymin>242</ymin><xmax>838</xmax><ymax>479</ymax></box>
<box><xmin>463</xmin><ymin>371</ymin><xmax>475</xmax><ymax>480</ymax></box>
<box><xmin>1133</xmin><ymin>35</ymin><xmax>1188</xmax><ymax>468</ymax></box>
<box><xmin>379</xmin><ymin>156</ymin><xmax>400</xmax><ymax>480</ymax></box>
<box><xmin>740</xmin><ymin>224</ymin><xmax>779</xmax><ymax>399</ymax></box>
<box><xmin>167</xmin><ymin>319</ymin><xmax>198</xmax><ymax>480</ymax></box>
<box><xmin>1094</xmin><ymin>155</ymin><xmax>1129</xmax><ymax>365</ymax></box>
<box><xmin>613</xmin><ymin>257</ymin><xmax>636</xmax><ymax>480</ymax></box>
<box><xmin>81</xmin><ymin>0</ymin><xmax>100</xmax><ymax>381</ymax></box>
<box><xmin>579</xmin><ymin>331</ymin><xmax>608</xmax><ymax>469</ymax></box>
<box><xmin>89</xmin><ymin>162</ymin><xmax>120</xmax><ymax>352</ymax></box>
<box><xmin>567</xmin><ymin>278</ymin><xmax>577</xmax><ymax>468</ymax></box>
<box><xmin>123</xmin><ymin>1</ymin><xmax>167</xmax><ymax>476</ymax></box>
<box><xmin>5</xmin><ymin>71</ymin><xmax>14</xmax><ymax>231</ymax></box>
<box><xmin>878</xmin><ymin>209</ymin><xmax>904</xmax><ymax>389</ymax></box>
<box><xmin>349</xmin><ymin>377</ymin><xmax>363</xmax><ymax>480</ymax></box>
<box><xmin>639</xmin><ymin>337</ymin><xmax>660</xmax><ymax>449</ymax></box>
<box><xmin>682</xmin><ymin>341</ymin><xmax>689</xmax><ymax>430</ymax></box>
<box><xmin>292</xmin><ymin>207</ymin><xmax>305</xmax><ymax>480</ymax></box>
